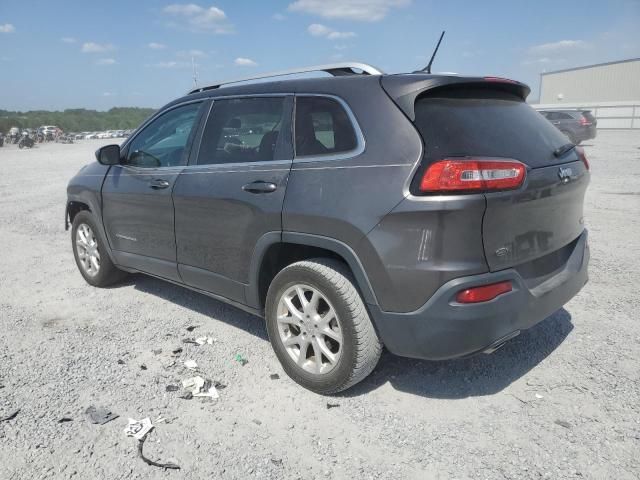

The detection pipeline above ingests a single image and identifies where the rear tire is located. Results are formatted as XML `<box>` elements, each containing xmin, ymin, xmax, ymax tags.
<box><xmin>71</xmin><ymin>211</ymin><xmax>126</xmax><ymax>287</ymax></box>
<box><xmin>265</xmin><ymin>258</ymin><xmax>382</xmax><ymax>394</ymax></box>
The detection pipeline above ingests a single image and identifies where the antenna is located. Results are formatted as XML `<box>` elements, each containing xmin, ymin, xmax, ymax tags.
<box><xmin>191</xmin><ymin>56</ymin><xmax>199</xmax><ymax>88</ymax></box>
<box><xmin>421</xmin><ymin>30</ymin><xmax>445</xmax><ymax>73</ymax></box>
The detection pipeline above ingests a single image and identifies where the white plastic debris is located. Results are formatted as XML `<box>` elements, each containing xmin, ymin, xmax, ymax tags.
<box><xmin>183</xmin><ymin>360</ymin><xmax>198</xmax><ymax>370</ymax></box>
<box><xmin>124</xmin><ymin>417</ymin><xmax>154</xmax><ymax>440</ymax></box>
<box><xmin>182</xmin><ymin>376</ymin><xmax>219</xmax><ymax>399</ymax></box>
<box><xmin>195</xmin><ymin>336</ymin><xmax>215</xmax><ymax>345</ymax></box>
<box><xmin>535</xmin><ymin>393</ymin><xmax>544</xmax><ymax>399</ymax></box>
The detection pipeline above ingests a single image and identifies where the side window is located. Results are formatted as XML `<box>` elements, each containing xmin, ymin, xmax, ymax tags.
<box><xmin>545</xmin><ymin>112</ymin><xmax>558</xmax><ymax>120</ymax></box>
<box><xmin>197</xmin><ymin>97</ymin><xmax>285</xmax><ymax>165</ymax></box>
<box><xmin>125</xmin><ymin>102</ymin><xmax>202</xmax><ymax>168</ymax></box>
<box><xmin>295</xmin><ymin>96</ymin><xmax>357</xmax><ymax>157</ymax></box>
<box><xmin>557</xmin><ymin>112</ymin><xmax>573</xmax><ymax>120</ymax></box>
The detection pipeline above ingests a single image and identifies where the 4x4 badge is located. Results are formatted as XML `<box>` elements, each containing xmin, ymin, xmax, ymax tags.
<box><xmin>558</xmin><ymin>167</ymin><xmax>573</xmax><ymax>183</ymax></box>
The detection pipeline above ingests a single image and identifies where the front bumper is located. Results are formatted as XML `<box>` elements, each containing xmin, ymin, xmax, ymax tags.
<box><xmin>369</xmin><ymin>230</ymin><xmax>589</xmax><ymax>360</ymax></box>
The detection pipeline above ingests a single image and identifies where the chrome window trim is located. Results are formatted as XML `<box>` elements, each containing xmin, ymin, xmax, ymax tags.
<box><xmin>292</xmin><ymin>94</ymin><xmax>365</xmax><ymax>164</ymax></box>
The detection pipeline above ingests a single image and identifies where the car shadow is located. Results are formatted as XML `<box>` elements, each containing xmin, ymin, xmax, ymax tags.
<box><xmin>128</xmin><ymin>274</ymin><xmax>268</xmax><ymax>341</ymax></box>
<box><xmin>124</xmin><ymin>274</ymin><xmax>572</xmax><ymax>399</ymax></box>
<box><xmin>341</xmin><ymin>308</ymin><xmax>573</xmax><ymax>399</ymax></box>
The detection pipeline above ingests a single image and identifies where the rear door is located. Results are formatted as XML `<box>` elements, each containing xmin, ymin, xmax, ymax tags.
<box><xmin>172</xmin><ymin>96</ymin><xmax>293</xmax><ymax>303</ymax></box>
<box><xmin>102</xmin><ymin>101</ymin><xmax>206</xmax><ymax>280</ymax></box>
<box><xmin>412</xmin><ymin>88</ymin><xmax>589</xmax><ymax>271</ymax></box>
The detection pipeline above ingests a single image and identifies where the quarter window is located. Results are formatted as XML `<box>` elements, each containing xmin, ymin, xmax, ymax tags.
<box><xmin>125</xmin><ymin>102</ymin><xmax>202</xmax><ymax>168</ymax></box>
<box><xmin>197</xmin><ymin>97</ymin><xmax>286</xmax><ymax>165</ymax></box>
<box><xmin>295</xmin><ymin>96</ymin><xmax>357</xmax><ymax>157</ymax></box>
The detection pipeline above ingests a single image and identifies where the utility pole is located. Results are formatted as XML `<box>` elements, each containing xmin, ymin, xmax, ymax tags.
<box><xmin>192</xmin><ymin>56</ymin><xmax>199</xmax><ymax>88</ymax></box>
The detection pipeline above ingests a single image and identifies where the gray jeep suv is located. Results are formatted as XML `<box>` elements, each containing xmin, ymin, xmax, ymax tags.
<box><xmin>66</xmin><ymin>63</ymin><xmax>590</xmax><ymax>393</ymax></box>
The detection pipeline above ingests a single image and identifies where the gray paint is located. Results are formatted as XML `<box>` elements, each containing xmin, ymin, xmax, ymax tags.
<box><xmin>66</xmin><ymin>71</ymin><xmax>590</xmax><ymax>361</ymax></box>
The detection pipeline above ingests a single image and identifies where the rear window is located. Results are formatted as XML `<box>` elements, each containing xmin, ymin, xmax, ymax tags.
<box><xmin>413</xmin><ymin>87</ymin><xmax>569</xmax><ymax>168</ymax></box>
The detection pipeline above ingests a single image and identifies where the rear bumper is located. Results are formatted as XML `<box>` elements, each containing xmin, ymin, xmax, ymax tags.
<box><xmin>369</xmin><ymin>230</ymin><xmax>589</xmax><ymax>360</ymax></box>
<box><xmin>576</xmin><ymin>126</ymin><xmax>597</xmax><ymax>141</ymax></box>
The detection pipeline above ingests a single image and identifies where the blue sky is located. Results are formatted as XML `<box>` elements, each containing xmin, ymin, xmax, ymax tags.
<box><xmin>1</xmin><ymin>0</ymin><xmax>639</xmax><ymax>110</ymax></box>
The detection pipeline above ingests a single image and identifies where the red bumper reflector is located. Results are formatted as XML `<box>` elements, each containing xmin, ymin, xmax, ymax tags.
<box><xmin>456</xmin><ymin>281</ymin><xmax>513</xmax><ymax>303</ymax></box>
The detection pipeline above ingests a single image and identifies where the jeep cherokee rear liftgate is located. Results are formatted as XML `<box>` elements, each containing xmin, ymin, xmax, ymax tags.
<box><xmin>410</xmin><ymin>85</ymin><xmax>589</xmax><ymax>275</ymax></box>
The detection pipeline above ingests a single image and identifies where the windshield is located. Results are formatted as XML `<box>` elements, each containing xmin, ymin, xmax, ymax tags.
<box><xmin>414</xmin><ymin>87</ymin><xmax>573</xmax><ymax>168</ymax></box>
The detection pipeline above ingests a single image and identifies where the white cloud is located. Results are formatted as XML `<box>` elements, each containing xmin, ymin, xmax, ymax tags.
<box><xmin>0</xmin><ymin>23</ymin><xmax>15</xmax><ymax>33</ymax></box>
<box><xmin>96</xmin><ymin>58</ymin><xmax>117</xmax><ymax>65</ymax></box>
<box><xmin>289</xmin><ymin>0</ymin><xmax>410</xmax><ymax>22</ymax></box>
<box><xmin>61</xmin><ymin>37</ymin><xmax>76</xmax><ymax>44</ymax></box>
<box><xmin>272</xmin><ymin>13</ymin><xmax>286</xmax><ymax>21</ymax></box>
<box><xmin>81</xmin><ymin>42</ymin><xmax>115</xmax><ymax>53</ymax></box>
<box><xmin>308</xmin><ymin>24</ymin><xmax>356</xmax><ymax>40</ymax></box>
<box><xmin>527</xmin><ymin>40</ymin><xmax>588</xmax><ymax>56</ymax></box>
<box><xmin>147</xmin><ymin>61</ymin><xmax>190</xmax><ymax>68</ymax></box>
<box><xmin>162</xmin><ymin>3</ymin><xmax>232</xmax><ymax>33</ymax></box>
<box><xmin>234</xmin><ymin>57</ymin><xmax>258</xmax><ymax>67</ymax></box>
<box><xmin>177</xmin><ymin>49</ymin><xmax>206</xmax><ymax>58</ymax></box>
<box><xmin>148</xmin><ymin>42</ymin><xmax>166</xmax><ymax>49</ymax></box>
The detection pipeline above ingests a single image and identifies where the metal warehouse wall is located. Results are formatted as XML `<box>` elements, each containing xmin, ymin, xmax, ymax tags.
<box><xmin>540</xmin><ymin>59</ymin><xmax>640</xmax><ymax>104</ymax></box>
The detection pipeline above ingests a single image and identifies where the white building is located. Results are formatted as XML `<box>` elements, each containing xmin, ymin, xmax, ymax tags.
<box><xmin>536</xmin><ymin>58</ymin><xmax>640</xmax><ymax>129</ymax></box>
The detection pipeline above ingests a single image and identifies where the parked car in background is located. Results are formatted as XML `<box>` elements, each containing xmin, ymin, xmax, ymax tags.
<box><xmin>66</xmin><ymin>62</ymin><xmax>590</xmax><ymax>394</ymax></box>
<box><xmin>85</xmin><ymin>132</ymin><xmax>99</xmax><ymax>139</ymax></box>
<box><xmin>539</xmin><ymin>110</ymin><xmax>597</xmax><ymax>144</ymax></box>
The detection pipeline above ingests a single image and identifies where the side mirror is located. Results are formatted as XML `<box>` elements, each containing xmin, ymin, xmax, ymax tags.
<box><xmin>95</xmin><ymin>144</ymin><xmax>121</xmax><ymax>165</ymax></box>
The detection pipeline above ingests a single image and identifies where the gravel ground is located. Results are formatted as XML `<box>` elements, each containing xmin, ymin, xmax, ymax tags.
<box><xmin>0</xmin><ymin>132</ymin><xmax>639</xmax><ymax>480</ymax></box>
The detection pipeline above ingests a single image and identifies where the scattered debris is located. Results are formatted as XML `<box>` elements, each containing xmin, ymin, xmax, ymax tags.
<box><xmin>271</xmin><ymin>458</ymin><xmax>283</xmax><ymax>466</ymax></box>
<box><xmin>182</xmin><ymin>376</ymin><xmax>219</xmax><ymax>399</ymax></box>
<box><xmin>269</xmin><ymin>373</ymin><xmax>280</xmax><ymax>380</ymax></box>
<box><xmin>252</xmin><ymin>419</ymin><xmax>262</xmax><ymax>425</ymax></box>
<box><xmin>186</xmin><ymin>325</ymin><xmax>199</xmax><ymax>332</ymax></box>
<box><xmin>0</xmin><ymin>409</ymin><xmax>20</xmax><ymax>422</ymax></box>
<box><xmin>184</xmin><ymin>360</ymin><xmax>198</xmax><ymax>370</ymax></box>
<box><xmin>138</xmin><ymin>434</ymin><xmax>180</xmax><ymax>470</ymax></box>
<box><xmin>152</xmin><ymin>349</ymin><xmax>162</xmax><ymax>355</ymax></box>
<box><xmin>140</xmin><ymin>364</ymin><xmax>148</xmax><ymax>371</ymax></box>
<box><xmin>125</xmin><ymin>418</ymin><xmax>180</xmax><ymax>470</ymax></box>
<box><xmin>58</xmin><ymin>417</ymin><xmax>73</xmax><ymax>423</ymax></box>
<box><xmin>182</xmin><ymin>338</ymin><xmax>199</xmax><ymax>345</ymax></box>
<box><xmin>0</xmin><ymin>384</ymin><xmax>4</xmax><ymax>389</ymax></box>
<box><xmin>555</xmin><ymin>419</ymin><xmax>571</xmax><ymax>429</ymax></box>
<box><xmin>535</xmin><ymin>393</ymin><xmax>544</xmax><ymax>399</ymax></box>
<box><xmin>171</xmin><ymin>347</ymin><xmax>183</xmax><ymax>356</ymax></box>
<box><xmin>155</xmin><ymin>414</ymin><xmax>166</xmax><ymax>424</ymax></box>
<box><xmin>85</xmin><ymin>406</ymin><xmax>119</xmax><ymax>425</ymax></box>
<box><xmin>326</xmin><ymin>403</ymin><xmax>340</xmax><ymax>409</ymax></box>
<box><xmin>234</xmin><ymin>354</ymin><xmax>248</xmax><ymax>366</ymax></box>
<box><xmin>165</xmin><ymin>384</ymin><xmax>179</xmax><ymax>392</ymax></box>
<box><xmin>179</xmin><ymin>392</ymin><xmax>193</xmax><ymax>400</ymax></box>
<box><xmin>117</xmin><ymin>359</ymin><xmax>125</xmax><ymax>365</ymax></box>
<box><xmin>214</xmin><ymin>381</ymin><xmax>227</xmax><ymax>390</ymax></box>
<box><xmin>195</xmin><ymin>336</ymin><xmax>215</xmax><ymax>345</ymax></box>
<box><xmin>124</xmin><ymin>418</ymin><xmax>154</xmax><ymax>440</ymax></box>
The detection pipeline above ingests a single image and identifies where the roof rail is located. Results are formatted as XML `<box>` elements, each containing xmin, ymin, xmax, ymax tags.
<box><xmin>187</xmin><ymin>62</ymin><xmax>384</xmax><ymax>94</ymax></box>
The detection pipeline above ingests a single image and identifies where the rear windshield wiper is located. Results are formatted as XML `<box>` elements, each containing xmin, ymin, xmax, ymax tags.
<box><xmin>553</xmin><ymin>143</ymin><xmax>575</xmax><ymax>158</ymax></box>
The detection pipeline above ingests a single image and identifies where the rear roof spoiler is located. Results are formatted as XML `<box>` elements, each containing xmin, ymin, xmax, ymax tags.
<box><xmin>381</xmin><ymin>74</ymin><xmax>530</xmax><ymax>121</ymax></box>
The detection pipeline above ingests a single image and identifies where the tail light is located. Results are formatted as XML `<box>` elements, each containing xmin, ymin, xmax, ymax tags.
<box><xmin>456</xmin><ymin>281</ymin><xmax>512</xmax><ymax>303</ymax></box>
<box><xmin>579</xmin><ymin>117</ymin><xmax>591</xmax><ymax>126</ymax></box>
<box><xmin>418</xmin><ymin>158</ymin><xmax>526</xmax><ymax>193</ymax></box>
<box><xmin>576</xmin><ymin>146</ymin><xmax>589</xmax><ymax>170</ymax></box>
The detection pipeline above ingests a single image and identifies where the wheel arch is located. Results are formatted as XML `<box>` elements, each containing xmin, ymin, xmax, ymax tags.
<box><xmin>247</xmin><ymin>232</ymin><xmax>379</xmax><ymax>312</ymax></box>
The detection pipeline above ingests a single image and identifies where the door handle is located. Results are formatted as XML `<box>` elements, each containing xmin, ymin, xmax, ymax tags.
<box><xmin>149</xmin><ymin>179</ymin><xmax>170</xmax><ymax>189</ymax></box>
<box><xmin>242</xmin><ymin>181</ymin><xmax>277</xmax><ymax>194</ymax></box>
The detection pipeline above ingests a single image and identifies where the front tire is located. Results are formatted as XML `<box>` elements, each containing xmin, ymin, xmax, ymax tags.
<box><xmin>265</xmin><ymin>258</ymin><xmax>382</xmax><ymax>394</ymax></box>
<box><xmin>71</xmin><ymin>211</ymin><xmax>126</xmax><ymax>287</ymax></box>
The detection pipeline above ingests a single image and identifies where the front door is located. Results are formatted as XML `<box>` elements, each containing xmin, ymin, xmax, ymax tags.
<box><xmin>173</xmin><ymin>96</ymin><xmax>293</xmax><ymax>303</ymax></box>
<box><xmin>102</xmin><ymin>101</ymin><xmax>206</xmax><ymax>281</ymax></box>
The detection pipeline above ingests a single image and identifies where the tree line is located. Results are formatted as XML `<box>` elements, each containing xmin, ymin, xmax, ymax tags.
<box><xmin>0</xmin><ymin>107</ymin><xmax>157</xmax><ymax>133</ymax></box>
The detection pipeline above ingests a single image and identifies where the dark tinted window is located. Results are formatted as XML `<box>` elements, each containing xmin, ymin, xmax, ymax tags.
<box><xmin>413</xmin><ymin>88</ymin><xmax>569</xmax><ymax>168</ymax></box>
<box><xmin>295</xmin><ymin>96</ymin><xmax>357</xmax><ymax>157</ymax></box>
<box><xmin>557</xmin><ymin>112</ymin><xmax>574</xmax><ymax>120</ymax></box>
<box><xmin>197</xmin><ymin>97</ymin><xmax>285</xmax><ymax>165</ymax></box>
<box><xmin>126</xmin><ymin>102</ymin><xmax>202</xmax><ymax>168</ymax></box>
